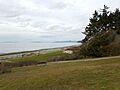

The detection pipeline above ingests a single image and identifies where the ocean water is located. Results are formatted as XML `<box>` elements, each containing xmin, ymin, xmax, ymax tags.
<box><xmin>0</xmin><ymin>42</ymin><xmax>80</xmax><ymax>54</ymax></box>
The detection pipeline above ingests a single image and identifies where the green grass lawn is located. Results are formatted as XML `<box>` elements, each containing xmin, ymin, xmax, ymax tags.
<box><xmin>9</xmin><ymin>50</ymin><xmax>65</xmax><ymax>62</ymax></box>
<box><xmin>0</xmin><ymin>57</ymin><xmax>120</xmax><ymax>90</ymax></box>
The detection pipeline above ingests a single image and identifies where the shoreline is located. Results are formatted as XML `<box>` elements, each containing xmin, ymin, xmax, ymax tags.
<box><xmin>0</xmin><ymin>42</ymin><xmax>81</xmax><ymax>55</ymax></box>
<box><xmin>0</xmin><ymin>45</ymin><xmax>80</xmax><ymax>61</ymax></box>
<box><xmin>0</xmin><ymin>47</ymin><xmax>63</xmax><ymax>61</ymax></box>
<box><xmin>0</xmin><ymin>47</ymin><xmax>63</xmax><ymax>56</ymax></box>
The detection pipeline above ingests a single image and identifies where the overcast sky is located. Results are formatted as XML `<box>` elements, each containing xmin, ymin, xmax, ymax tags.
<box><xmin>0</xmin><ymin>0</ymin><xmax>120</xmax><ymax>42</ymax></box>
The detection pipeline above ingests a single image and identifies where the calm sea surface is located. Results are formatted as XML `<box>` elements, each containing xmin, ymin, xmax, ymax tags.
<box><xmin>0</xmin><ymin>42</ymin><xmax>80</xmax><ymax>54</ymax></box>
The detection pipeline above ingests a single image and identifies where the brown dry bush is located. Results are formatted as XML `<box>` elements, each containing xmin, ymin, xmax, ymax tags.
<box><xmin>0</xmin><ymin>63</ymin><xmax>11</xmax><ymax>74</ymax></box>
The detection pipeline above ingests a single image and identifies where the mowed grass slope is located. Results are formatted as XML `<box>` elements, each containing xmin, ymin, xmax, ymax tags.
<box><xmin>0</xmin><ymin>57</ymin><xmax>120</xmax><ymax>90</ymax></box>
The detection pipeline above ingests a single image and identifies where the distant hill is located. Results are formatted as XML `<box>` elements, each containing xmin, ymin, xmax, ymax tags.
<box><xmin>53</xmin><ymin>41</ymin><xmax>78</xmax><ymax>43</ymax></box>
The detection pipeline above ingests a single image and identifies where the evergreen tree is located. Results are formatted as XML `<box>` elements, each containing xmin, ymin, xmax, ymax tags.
<box><xmin>99</xmin><ymin>5</ymin><xmax>110</xmax><ymax>32</ymax></box>
<box><xmin>114</xmin><ymin>8</ymin><xmax>120</xmax><ymax>34</ymax></box>
<box><xmin>82</xmin><ymin>5</ymin><xmax>120</xmax><ymax>43</ymax></box>
<box><xmin>82</xmin><ymin>10</ymin><xmax>99</xmax><ymax>42</ymax></box>
<box><xmin>79</xmin><ymin>5</ymin><xmax>120</xmax><ymax>57</ymax></box>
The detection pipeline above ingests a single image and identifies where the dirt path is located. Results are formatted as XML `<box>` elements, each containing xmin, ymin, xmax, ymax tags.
<box><xmin>50</xmin><ymin>56</ymin><xmax>120</xmax><ymax>64</ymax></box>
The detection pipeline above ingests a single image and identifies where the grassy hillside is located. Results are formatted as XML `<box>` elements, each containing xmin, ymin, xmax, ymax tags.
<box><xmin>0</xmin><ymin>57</ymin><xmax>120</xmax><ymax>90</ymax></box>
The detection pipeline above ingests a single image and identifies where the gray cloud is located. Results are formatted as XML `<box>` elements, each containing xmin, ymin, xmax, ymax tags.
<box><xmin>0</xmin><ymin>0</ymin><xmax>120</xmax><ymax>42</ymax></box>
<box><xmin>33</xmin><ymin>0</ymin><xmax>71</xmax><ymax>10</ymax></box>
<box><xmin>0</xmin><ymin>0</ymin><xmax>24</xmax><ymax>17</ymax></box>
